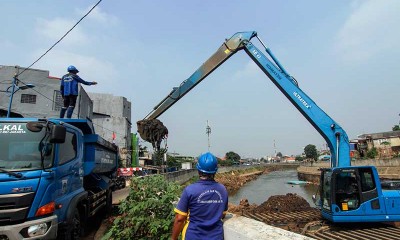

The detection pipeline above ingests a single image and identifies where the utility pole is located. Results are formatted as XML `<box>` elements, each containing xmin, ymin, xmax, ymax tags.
<box><xmin>206</xmin><ymin>120</ymin><xmax>211</xmax><ymax>151</ymax></box>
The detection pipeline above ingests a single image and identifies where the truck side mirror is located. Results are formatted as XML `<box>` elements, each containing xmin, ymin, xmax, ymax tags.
<box><xmin>50</xmin><ymin>125</ymin><xmax>66</xmax><ymax>143</ymax></box>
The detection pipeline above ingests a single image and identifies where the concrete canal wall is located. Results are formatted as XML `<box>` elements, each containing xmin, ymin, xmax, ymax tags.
<box><xmin>298</xmin><ymin>158</ymin><xmax>400</xmax><ymax>184</ymax></box>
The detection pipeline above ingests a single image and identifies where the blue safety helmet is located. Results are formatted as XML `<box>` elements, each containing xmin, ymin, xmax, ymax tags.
<box><xmin>197</xmin><ymin>152</ymin><xmax>218</xmax><ymax>174</ymax></box>
<box><xmin>67</xmin><ymin>65</ymin><xmax>79</xmax><ymax>73</ymax></box>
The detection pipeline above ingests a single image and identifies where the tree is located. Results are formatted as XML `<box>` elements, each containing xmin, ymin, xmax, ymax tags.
<box><xmin>276</xmin><ymin>152</ymin><xmax>283</xmax><ymax>158</ymax></box>
<box><xmin>393</xmin><ymin>125</ymin><xmax>400</xmax><ymax>131</ymax></box>
<box><xmin>304</xmin><ymin>144</ymin><xmax>318</xmax><ymax>160</ymax></box>
<box><xmin>225</xmin><ymin>151</ymin><xmax>241</xmax><ymax>163</ymax></box>
<box><xmin>167</xmin><ymin>154</ymin><xmax>180</xmax><ymax>168</ymax></box>
<box><xmin>366</xmin><ymin>147</ymin><xmax>378</xmax><ymax>159</ymax></box>
<box><xmin>153</xmin><ymin>148</ymin><xmax>167</xmax><ymax>166</ymax></box>
<box><xmin>295</xmin><ymin>155</ymin><xmax>304</xmax><ymax>161</ymax></box>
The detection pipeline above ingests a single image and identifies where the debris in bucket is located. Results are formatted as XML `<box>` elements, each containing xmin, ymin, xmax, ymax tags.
<box><xmin>136</xmin><ymin>119</ymin><xmax>168</xmax><ymax>151</ymax></box>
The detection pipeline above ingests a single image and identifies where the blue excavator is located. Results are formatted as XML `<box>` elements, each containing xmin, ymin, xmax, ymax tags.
<box><xmin>138</xmin><ymin>31</ymin><xmax>400</xmax><ymax>223</ymax></box>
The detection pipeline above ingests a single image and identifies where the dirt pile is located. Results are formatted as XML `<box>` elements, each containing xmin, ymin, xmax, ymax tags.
<box><xmin>229</xmin><ymin>194</ymin><xmax>313</xmax><ymax>215</ymax></box>
<box><xmin>254</xmin><ymin>193</ymin><xmax>312</xmax><ymax>213</ymax></box>
<box><xmin>216</xmin><ymin>170</ymin><xmax>262</xmax><ymax>194</ymax></box>
<box><xmin>228</xmin><ymin>199</ymin><xmax>258</xmax><ymax>214</ymax></box>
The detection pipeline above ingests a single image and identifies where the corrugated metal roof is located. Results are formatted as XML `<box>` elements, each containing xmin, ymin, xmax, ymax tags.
<box><xmin>358</xmin><ymin>130</ymin><xmax>400</xmax><ymax>139</ymax></box>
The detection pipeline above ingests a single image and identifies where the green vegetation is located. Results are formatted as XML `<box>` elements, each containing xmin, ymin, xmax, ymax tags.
<box><xmin>393</xmin><ymin>125</ymin><xmax>400</xmax><ymax>131</ymax></box>
<box><xmin>167</xmin><ymin>154</ymin><xmax>181</xmax><ymax>168</ymax></box>
<box><xmin>366</xmin><ymin>147</ymin><xmax>378</xmax><ymax>159</ymax></box>
<box><xmin>225</xmin><ymin>151</ymin><xmax>241</xmax><ymax>163</ymax></box>
<box><xmin>304</xmin><ymin>144</ymin><xmax>318</xmax><ymax>160</ymax></box>
<box><xmin>152</xmin><ymin>148</ymin><xmax>168</xmax><ymax>166</ymax></box>
<box><xmin>103</xmin><ymin>175</ymin><xmax>181</xmax><ymax>240</ymax></box>
<box><xmin>217</xmin><ymin>151</ymin><xmax>241</xmax><ymax>166</ymax></box>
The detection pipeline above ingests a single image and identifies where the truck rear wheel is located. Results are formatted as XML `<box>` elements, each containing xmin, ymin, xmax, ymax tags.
<box><xmin>105</xmin><ymin>190</ymin><xmax>113</xmax><ymax>216</ymax></box>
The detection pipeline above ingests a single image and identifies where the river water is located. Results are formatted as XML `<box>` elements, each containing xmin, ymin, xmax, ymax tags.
<box><xmin>229</xmin><ymin>170</ymin><xmax>318</xmax><ymax>206</ymax></box>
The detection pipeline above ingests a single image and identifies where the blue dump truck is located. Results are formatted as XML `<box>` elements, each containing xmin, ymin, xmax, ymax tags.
<box><xmin>0</xmin><ymin>118</ymin><xmax>118</xmax><ymax>239</ymax></box>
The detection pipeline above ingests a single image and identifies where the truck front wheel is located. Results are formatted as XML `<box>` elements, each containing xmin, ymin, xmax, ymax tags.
<box><xmin>59</xmin><ymin>207</ymin><xmax>82</xmax><ymax>240</ymax></box>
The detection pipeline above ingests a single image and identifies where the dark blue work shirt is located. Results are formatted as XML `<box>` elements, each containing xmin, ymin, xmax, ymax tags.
<box><xmin>60</xmin><ymin>73</ymin><xmax>93</xmax><ymax>96</ymax></box>
<box><xmin>174</xmin><ymin>179</ymin><xmax>228</xmax><ymax>240</ymax></box>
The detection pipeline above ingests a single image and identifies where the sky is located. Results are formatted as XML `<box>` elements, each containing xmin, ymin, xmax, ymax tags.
<box><xmin>1</xmin><ymin>0</ymin><xmax>399</xmax><ymax>159</ymax></box>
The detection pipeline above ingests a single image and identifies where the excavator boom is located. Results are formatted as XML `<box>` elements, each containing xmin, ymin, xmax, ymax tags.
<box><xmin>140</xmin><ymin>31</ymin><xmax>350</xmax><ymax>167</ymax></box>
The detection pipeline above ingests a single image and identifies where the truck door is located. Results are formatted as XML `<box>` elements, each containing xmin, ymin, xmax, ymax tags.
<box><xmin>54</xmin><ymin>130</ymin><xmax>83</xmax><ymax>220</ymax></box>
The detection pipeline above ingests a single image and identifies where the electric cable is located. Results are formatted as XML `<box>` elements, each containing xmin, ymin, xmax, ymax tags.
<box><xmin>1</xmin><ymin>0</ymin><xmax>130</xmax><ymax>139</ymax></box>
<box><xmin>16</xmin><ymin>0</ymin><xmax>103</xmax><ymax>78</ymax></box>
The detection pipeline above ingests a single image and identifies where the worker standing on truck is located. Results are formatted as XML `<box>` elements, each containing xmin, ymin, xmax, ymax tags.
<box><xmin>60</xmin><ymin>65</ymin><xmax>97</xmax><ymax>118</ymax></box>
<box><xmin>172</xmin><ymin>152</ymin><xmax>228</xmax><ymax>240</ymax></box>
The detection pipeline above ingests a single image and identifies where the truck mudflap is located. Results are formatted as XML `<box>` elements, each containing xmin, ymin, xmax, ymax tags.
<box><xmin>0</xmin><ymin>215</ymin><xmax>57</xmax><ymax>240</ymax></box>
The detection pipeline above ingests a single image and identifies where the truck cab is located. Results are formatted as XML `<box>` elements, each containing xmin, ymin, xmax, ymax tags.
<box><xmin>0</xmin><ymin>118</ymin><xmax>117</xmax><ymax>239</ymax></box>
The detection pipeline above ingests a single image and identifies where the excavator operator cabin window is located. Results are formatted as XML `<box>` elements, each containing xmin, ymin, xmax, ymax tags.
<box><xmin>335</xmin><ymin>171</ymin><xmax>360</xmax><ymax>211</ymax></box>
<box><xmin>359</xmin><ymin>168</ymin><xmax>376</xmax><ymax>192</ymax></box>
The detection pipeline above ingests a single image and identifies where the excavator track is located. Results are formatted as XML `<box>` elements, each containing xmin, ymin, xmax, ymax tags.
<box><xmin>306</xmin><ymin>223</ymin><xmax>400</xmax><ymax>240</ymax></box>
<box><xmin>243</xmin><ymin>209</ymin><xmax>321</xmax><ymax>226</ymax></box>
<box><xmin>243</xmin><ymin>209</ymin><xmax>400</xmax><ymax>240</ymax></box>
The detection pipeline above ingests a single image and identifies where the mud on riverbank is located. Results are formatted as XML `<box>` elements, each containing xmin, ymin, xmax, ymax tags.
<box><xmin>222</xmin><ymin>166</ymin><xmax>321</xmax><ymax>234</ymax></box>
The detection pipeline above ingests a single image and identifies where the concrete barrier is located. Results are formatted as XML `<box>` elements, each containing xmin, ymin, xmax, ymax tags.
<box><xmin>162</xmin><ymin>169</ymin><xmax>197</xmax><ymax>185</ymax></box>
<box><xmin>303</xmin><ymin>158</ymin><xmax>400</xmax><ymax>167</ymax></box>
<box><xmin>223</xmin><ymin>214</ymin><xmax>313</xmax><ymax>240</ymax></box>
<box><xmin>162</xmin><ymin>164</ymin><xmax>300</xmax><ymax>184</ymax></box>
<box><xmin>298</xmin><ymin>158</ymin><xmax>400</xmax><ymax>183</ymax></box>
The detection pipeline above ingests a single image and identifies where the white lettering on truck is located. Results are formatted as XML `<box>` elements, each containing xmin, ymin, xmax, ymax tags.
<box><xmin>0</xmin><ymin>124</ymin><xmax>26</xmax><ymax>134</ymax></box>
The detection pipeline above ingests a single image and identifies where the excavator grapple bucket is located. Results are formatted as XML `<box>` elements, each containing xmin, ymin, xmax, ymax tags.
<box><xmin>137</xmin><ymin>119</ymin><xmax>168</xmax><ymax>151</ymax></box>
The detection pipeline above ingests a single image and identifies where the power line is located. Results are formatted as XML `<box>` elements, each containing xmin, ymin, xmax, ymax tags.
<box><xmin>16</xmin><ymin>0</ymin><xmax>103</xmax><ymax>78</ymax></box>
<box><xmin>1</xmin><ymin>0</ymin><xmax>130</xmax><ymax>138</ymax></box>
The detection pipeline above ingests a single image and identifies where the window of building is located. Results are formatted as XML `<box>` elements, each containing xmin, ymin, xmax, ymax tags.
<box><xmin>21</xmin><ymin>94</ymin><xmax>36</xmax><ymax>104</ymax></box>
<box><xmin>58</xmin><ymin>132</ymin><xmax>77</xmax><ymax>165</ymax></box>
<box><xmin>53</xmin><ymin>90</ymin><xmax>63</xmax><ymax>111</ymax></box>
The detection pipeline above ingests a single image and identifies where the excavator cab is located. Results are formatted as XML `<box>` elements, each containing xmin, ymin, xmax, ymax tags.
<box><xmin>320</xmin><ymin>166</ymin><xmax>383</xmax><ymax>222</ymax></box>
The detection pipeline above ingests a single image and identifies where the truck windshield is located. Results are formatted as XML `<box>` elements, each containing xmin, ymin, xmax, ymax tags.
<box><xmin>0</xmin><ymin>122</ymin><xmax>53</xmax><ymax>171</ymax></box>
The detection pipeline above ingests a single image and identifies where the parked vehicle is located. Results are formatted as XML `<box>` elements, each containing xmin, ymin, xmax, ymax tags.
<box><xmin>0</xmin><ymin>118</ymin><xmax>117</xmax><ymax>239</ymax></box>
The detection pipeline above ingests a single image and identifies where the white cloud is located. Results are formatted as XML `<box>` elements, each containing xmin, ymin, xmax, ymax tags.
<box><xmin>32</xmin><ymin>49</ymin><xmax>118</xmax><ymax>88</ymax></box>
<box><xmin>76</xmin><ymin>6</ymin><xmax>119</xmax><ymax>25</ymax></box>
<box><xmin>232</xmin><ymin>60</ymin><xmax>262</xmax><ymax>80</ymax></box>
<box><xmin>35</xmin><ymin>18</ymin><xmax>89</xmax><ymax>46</ymax></box>
<box><xmin>335</xmin><ymin>0</ymin><xmax>400</xmax><ymax>62</ymax></box>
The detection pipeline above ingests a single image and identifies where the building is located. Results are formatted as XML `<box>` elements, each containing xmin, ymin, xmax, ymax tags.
<box><xmin>283</xmin><ymin>156</ymin><xmax>296</xmax><ymax>163</ymax></box>
<box><xmin>88</xmin><ymin>92</ymin><xmax>132</xmax><ymax>166</ymax></box>
<box><xmin>0</xmin><ymin>65</ymin><xmax>92</xmax><ymax>119</ymax></box>
<box><xmin>357</xmin><ymin>131</ymin><xmax>400</xmax><ymax>158</ymax></box>
<box><xmin>0</xmin><ymin>65</ymin><xmax>132</xmax><ymax>165</ymax></box>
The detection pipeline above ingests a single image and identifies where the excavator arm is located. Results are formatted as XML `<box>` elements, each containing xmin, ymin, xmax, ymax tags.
<box><xmin>139</xmin><ymin>31</ymin><xmax>350</xmax><ymax>167</ymax></box>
